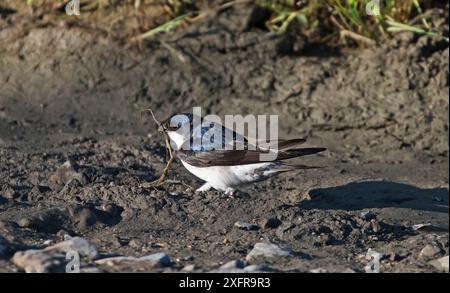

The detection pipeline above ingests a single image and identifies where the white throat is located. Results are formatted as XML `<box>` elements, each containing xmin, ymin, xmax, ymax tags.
<box><xmin>167</xmin><ymin>131</ymin><xmax>186</xmax><ymax>150</ymax></box>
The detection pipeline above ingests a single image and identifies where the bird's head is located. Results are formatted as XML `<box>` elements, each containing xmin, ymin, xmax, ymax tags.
<box><xmin>160</xmin><ymin>113</ymin><xmax>194</xmax><ymax>150</ymax></box>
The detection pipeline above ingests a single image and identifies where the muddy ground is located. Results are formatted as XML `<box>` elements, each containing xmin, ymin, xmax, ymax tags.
<box><xmin>0</xmin><ymin>3</ymin><xmax>449</xmax><ymax>273</ymax></box>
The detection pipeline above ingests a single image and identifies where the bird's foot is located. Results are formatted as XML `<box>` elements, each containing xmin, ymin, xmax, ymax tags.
<box><xmin>224</xmin><ymin>187</ymin><xmax>236</xmax><ymax>197</ymax></box>
<box><xmin>195</xmin><ymin>183</ymin><xmax>212</xmax><ymax>193</ymax></box>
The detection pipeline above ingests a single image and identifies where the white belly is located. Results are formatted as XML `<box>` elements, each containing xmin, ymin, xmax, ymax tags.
<box><xmin>181</xmin><ymin>161</ymin><xmax>273</xmax><ymax>191</ymax></box>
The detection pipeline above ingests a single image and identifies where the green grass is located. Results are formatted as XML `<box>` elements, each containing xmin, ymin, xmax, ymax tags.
<box><xmin>22</xmin><ymin>0</ymin><xmax>448</xmax><ymax>45</ymax></box>
<box><xmin>134</xmin><ymin>13</ymin><xmax>192</xmax><ymax>40</ymax></box>
<box><xmin>258</xmin><ymin>0</ymin><xmax>448</xmax><ymax>44</ymax></box>
<box><xmin>139</xmin><ymin>0</ymin><xmax>448</xmax><ymax>44</ymax></box>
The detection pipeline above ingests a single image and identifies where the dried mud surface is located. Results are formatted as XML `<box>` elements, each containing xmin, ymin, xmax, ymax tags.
<box><xmin>0</xmin><ymin>4</ymin><xmax>448</xmax><ymax>272</ymax></box>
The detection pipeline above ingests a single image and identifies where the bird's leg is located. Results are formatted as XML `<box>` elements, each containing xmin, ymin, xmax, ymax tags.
<box><xmin>195</xmin><ymin>182</ymin><xmax>212</xmax><ymax>193</ymax></box>
<box><xmin>224</xmin><ymin>187</ymin><xmax>236</xmax><ymax>196</ymax></box>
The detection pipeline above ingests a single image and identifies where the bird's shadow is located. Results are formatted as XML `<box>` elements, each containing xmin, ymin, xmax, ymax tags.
<box><xmin>299</xmin><ymin>181</ymin><xmax>449</xmax><ymax>214</ymax></box>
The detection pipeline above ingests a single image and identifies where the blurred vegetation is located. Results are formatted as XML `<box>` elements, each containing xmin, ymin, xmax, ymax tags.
<box><xmin>258</xmin><ymin>0</ymin><xmax>448</xmax><ymax>44</ymax></box>
<box><xmin>20</xmin><ymin>0</ymin><xmax>449</xmax><ymax>45</ymax></box>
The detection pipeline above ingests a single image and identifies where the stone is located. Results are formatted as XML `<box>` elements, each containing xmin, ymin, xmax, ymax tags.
<box><xmin>428</xmin><ymin>255</ymin><xmax>449</xmax><ymax>273</ymax></box>
<box><xmin>45</xmin><ymin>236</ymin><xmax>98</xmax><ymax>259</ymax></box>
<box><xmin>234</xmin><ymin>221</ymin><xmax>259</xmax><ymax>231</ymax></box>
<box><xmin>138</xmin><ymin>253</ymin><xmax>172</xmax><ymax>266</ymax></box>
<box><xmin>13</xmin><ymin>250</ymin><xmax>62</xmax><ymax>273</ymax></box>
<box><xmin>412</xmin><ymin>223</ymin><xmax>432</xmax><ymax>231</ymax></box>
<box><xmin>220</xmin><ymin>259</ymin><xmax>245</xmax><ymax>270</ymax></box>
<box><xmin>181</xmin><ymin>264</ymin><xmax>196</xmax><ymax>272</ymax></box>
<box><xmin>13</xmin><ymin>237</ymin><xmax>98</xmax><ymax>272</ymax></box>
<box><xmin>95</xmin><ymin>252</ymin><xmax>172</xmax><ymax>268</ymax></box>
<box><xmin>246</xmin><ymin>242</ymin><xmax>293</xmax><ymax>261</ymax></box>
<box><xmin>419</xmin><ymin>244</ymin><xmax>442</xmax><ymax>260</ymax></box>
<box><xmin>80</xmin><ymin>267</ymin><xmax>102</xmax><ymax>273</ymax></box>
<box><xmin>17</xmin><ymin>218</ymin><xmax>34</xmax><ymax>228</ymax></box>
<box><xmin>243</xmin><ymin>264</ymin><xmax>274</xmax><ymax>272</ymax></box>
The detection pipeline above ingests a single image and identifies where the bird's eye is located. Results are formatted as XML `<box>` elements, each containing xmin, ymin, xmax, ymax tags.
<box><xmin>167</xmin><ymin>118</ymin><xmax>183</xmax><ymax>131</ymax></box>
<box><xmin>169</xmin><ymin>122</ymin><xmax>182</xmax><ymax>131</ymax></box>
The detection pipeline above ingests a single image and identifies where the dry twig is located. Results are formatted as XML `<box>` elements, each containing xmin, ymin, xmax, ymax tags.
<box><xmin>141</xmin><ymin>108</ymin><xmax>174</xmax><ymax>187</ymax></box>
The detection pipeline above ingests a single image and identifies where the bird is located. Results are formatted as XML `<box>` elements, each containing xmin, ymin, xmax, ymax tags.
<box><xmin>159</xmin><ymin>112</ymin><xmax>326</xmax><ymax>196</ymax></box>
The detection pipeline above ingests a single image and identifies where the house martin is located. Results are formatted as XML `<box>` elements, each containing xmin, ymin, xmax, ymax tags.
<box><xmin>160</xmin><ymin>112</ymin><xmax>326</xmax><ymax>195</ymax></box>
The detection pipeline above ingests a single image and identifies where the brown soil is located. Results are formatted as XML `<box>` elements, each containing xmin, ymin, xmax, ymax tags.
<box><xmin>0</xmin><ymin>2</ymin><xmax>448</xmax><ymax>272</ymax></box>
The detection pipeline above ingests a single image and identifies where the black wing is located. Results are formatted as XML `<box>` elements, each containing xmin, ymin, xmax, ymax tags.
<box><xmin>177</xmin><ymin>145</ymin><xmax>326</xmax><ymax>167</ymax></box>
